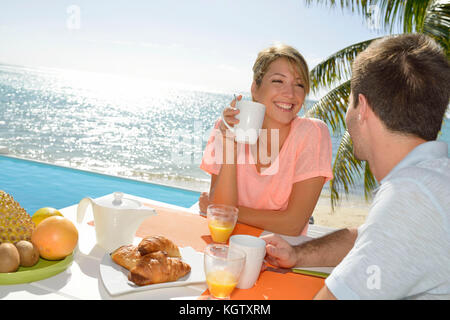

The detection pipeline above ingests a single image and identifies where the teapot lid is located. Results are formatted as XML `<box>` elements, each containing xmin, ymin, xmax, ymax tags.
<box><xmin>95</xmin><ymin>192</ymin><xmax>142</xmax><ymax>209</ymax></box>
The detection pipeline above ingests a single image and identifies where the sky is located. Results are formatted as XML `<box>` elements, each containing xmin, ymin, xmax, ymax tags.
<box><xmin>0</xmin><ymin>0</ymin><xmax>393</xmax><ymax>96</ymax></box>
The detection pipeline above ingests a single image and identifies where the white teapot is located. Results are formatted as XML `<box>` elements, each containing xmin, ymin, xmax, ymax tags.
<box><xmin>77</xmin><ymin>192</ymin><xmax>157</xmax><ymax>252</ymax></box>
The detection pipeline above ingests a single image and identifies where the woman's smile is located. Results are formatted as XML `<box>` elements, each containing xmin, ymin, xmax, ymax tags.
<box><xmin>274</xmin><ymin>101</ymin><xmax>295</xmax><ymax>112</ymax></box>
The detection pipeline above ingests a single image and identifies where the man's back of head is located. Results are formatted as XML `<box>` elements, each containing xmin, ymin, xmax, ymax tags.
<box><xmin>351</xmin><ymin>33</ymin><xmax>450</xmax><ymax>141</ymax></box>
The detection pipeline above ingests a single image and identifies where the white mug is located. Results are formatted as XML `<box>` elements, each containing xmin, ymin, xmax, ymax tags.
<box><xmin>222</xmin><ymin>100</ymin><xmax>265</xmax><ymax>144</ymax></box>
<box><xmin>229</xmin><ymin>235</ymin><xmax>266</xmax><ymax>289</ymax></box>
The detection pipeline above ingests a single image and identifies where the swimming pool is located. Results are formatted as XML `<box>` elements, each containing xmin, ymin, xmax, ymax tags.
<box><xmin>0</xmin><ymin>155</ymin><xmax>200</xmax><ymax>215</ymax></box>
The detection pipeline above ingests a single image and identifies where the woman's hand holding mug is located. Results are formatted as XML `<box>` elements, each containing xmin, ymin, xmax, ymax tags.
<box><xmin>219</xmin><ymin>95</ymin><xmax>242</xmax><ymax>141</ymax></box>
<box><xmin>221</xmin><ymin>95</ymin><xmax>266</xmax><ymax>145</ymax></box>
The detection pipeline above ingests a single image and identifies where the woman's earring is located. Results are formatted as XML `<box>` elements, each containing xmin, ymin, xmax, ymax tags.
<box><xmin>358</xmin><ymin>114</ymin><xmax>361</xmax><ymax>121</ymax></box>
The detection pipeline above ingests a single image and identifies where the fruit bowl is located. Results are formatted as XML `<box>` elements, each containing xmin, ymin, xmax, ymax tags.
<box><xmin>0</xmin><ymin>253</ymin><xmax>73</xmax><ymax>285</ymax></box>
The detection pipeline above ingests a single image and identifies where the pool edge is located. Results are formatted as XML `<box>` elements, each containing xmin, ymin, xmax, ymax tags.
<box><xmin>0</xmin><ymin>154</ymin><xmax>203</xmax><ymax>195</ymax></box>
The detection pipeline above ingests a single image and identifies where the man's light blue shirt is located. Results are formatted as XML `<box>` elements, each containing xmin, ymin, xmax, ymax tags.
<box><xmin>326</xmin><ymin>141</ymin><xmax>450</xmax><ymax>300</ymax></box>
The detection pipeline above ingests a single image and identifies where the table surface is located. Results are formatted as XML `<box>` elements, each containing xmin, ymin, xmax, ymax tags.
<box><xmin>0</xmin><ymin>193</ymin><xmax>336</xmax><ymax>300</ymax></box>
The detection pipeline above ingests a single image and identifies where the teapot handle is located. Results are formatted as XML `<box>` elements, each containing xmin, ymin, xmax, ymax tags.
<box><xmin>77</xmin><ymin>197</ymin><xmax>92</xmax><ymax>224</ymax></box>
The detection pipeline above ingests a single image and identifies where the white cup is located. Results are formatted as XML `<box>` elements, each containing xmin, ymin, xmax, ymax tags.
<box><xmin>229</xmin><ymin>235</ymin><xmax>266</xmax><ymax>289</ymax></box>
<box><xmin>222</xmin><ymin>100</ymin><xmax>265</xmax><ymax>144</ymax></box>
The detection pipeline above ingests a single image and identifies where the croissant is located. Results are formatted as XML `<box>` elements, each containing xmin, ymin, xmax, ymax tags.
<box><xmin>128</xmin><ymin>251</ymin><xmax>191</xmax><ymax>286</ymax></box>
<box><xmin>138</xmin><ymin>235</ymin><xmax>181</xmax><ymax>257</ymax></box>
<box><xmin>110</xmin><ymin>244</ymin><xmax>141</xmax><ymax>271</ymax></box>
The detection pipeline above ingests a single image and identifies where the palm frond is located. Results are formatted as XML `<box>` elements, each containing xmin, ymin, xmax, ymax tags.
<box><xmin>380</xmin><ymin>0</ymin><xmax>432</xmax><ymax>33</ymax></box>
<box><xmin>304</xmin><ymin>0</ymin><xmax>371</xmax><ymax>16</ymax></box>
<box><xmin>363</xmin><ymin>161</ymin><xmax>377</xmax><ymax>201</ymax></box>
<box><xmin>305</xmin><ymin>80</ymin><xmax>350</xmax><ymax>134</ymax></box>
<box><xmin>423</xmin><ymin>0</ymin><xmax>450</xmax><ymax>56</ymax></box>
<box><xmin>329</xmin><ymin>130</ymin><xmax>366</xmax><ymax>211</ymax></box>
<box><xmin>304</xmin><ymin>0</ymin><xmax>434</xmax><ymax>33</ymax></box>
<box><xmin>310</xmin><ymin>39</ymin><xmax>376</xmax><ymax>92</ymax></box>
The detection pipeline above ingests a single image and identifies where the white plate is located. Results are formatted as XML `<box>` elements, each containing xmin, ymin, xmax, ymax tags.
<box><xmin>100</xmin><ymin>247</ymin><xmax>206</xmax><ymax>296</ymax></box>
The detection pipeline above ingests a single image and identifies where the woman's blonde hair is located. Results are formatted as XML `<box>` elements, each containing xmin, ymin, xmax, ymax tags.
<box><xmin>252</xmin><ymin>43</ymin><xmax>310</xmax><ymax>94</ymax></box>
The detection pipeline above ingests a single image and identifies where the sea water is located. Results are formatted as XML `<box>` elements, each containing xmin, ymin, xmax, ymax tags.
<box><xmin>1</xmin><ymin>64</ymin><xmax>449</xmax><ymax>201</ymax></box>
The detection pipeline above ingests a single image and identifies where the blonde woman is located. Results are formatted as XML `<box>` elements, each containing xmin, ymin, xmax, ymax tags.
<box><xmin>199</xmin><ymin>44</ymin><xmax>333</xmax><ymax>236</ymax></box>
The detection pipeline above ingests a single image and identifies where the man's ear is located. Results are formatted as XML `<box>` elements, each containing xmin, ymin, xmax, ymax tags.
<box><xmin>358</xmin><ymin>93</ymin><xmax>370</xmax><ymax>121</ymax></box>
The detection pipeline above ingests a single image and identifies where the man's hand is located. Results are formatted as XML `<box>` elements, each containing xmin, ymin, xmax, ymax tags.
<box><xmin>261</xmin><ymin>234</ymin><xmax>298</xmax><ymax>269</ymax></box>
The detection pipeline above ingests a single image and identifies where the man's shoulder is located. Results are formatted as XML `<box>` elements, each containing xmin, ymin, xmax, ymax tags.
<box><xmin>379</xmin><ymin>159</ymin><xmax>450</xmax><ymax>207</ymax></box>
<box><xmin>387</xmin><ymin>156</ymin><xmax>450</xmax><ymax>189</ymax></box>
<box><xmin>372</xmin><ymin>158</ymin><xmax>450</xmax><ymax>233</ymax></box>
<box><xmin>416</xmin><ymin>156</ymin><xmax>450</xmax><ymax>176</ymax></box>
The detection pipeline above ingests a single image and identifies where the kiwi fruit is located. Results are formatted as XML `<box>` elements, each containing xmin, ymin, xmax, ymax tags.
<box><xmin>0</xmin><ymin>243</ymin><xmax>20</xmax><ymax>272</ymax></box>
<box><xmin>15</xmin><ymin>240</ymin><xmax>40</xmax><ymax>267</ymax></box>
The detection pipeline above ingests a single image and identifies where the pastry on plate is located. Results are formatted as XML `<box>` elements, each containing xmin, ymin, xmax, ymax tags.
<box><xmin>110</xmin><ymin>244</ymin><xmax>141</xmax><ymax>271</ymax></box>
<box><xmin>138</xmin><ymin>235</ymin><xmax>181</xmax><ymax>257</ymax></box>
<box><xmin>110</xmin><ymin>235</ymin><xmax>190</xmax><ymax>286</ymax></box>
<box><xmin>128</xmin><ymin>250</ymin><xmax>191</xmax><ymax>286</ymax></box>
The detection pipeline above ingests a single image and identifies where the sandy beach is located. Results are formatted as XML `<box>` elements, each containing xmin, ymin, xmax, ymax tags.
<box><xmin>312</xmin><ymin>194</ymin><xmax>371</xmax><ymax>229</ymax></box>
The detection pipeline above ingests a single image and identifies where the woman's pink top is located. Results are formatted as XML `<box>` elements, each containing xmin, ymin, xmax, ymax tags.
<box><xmin>200</xmin><ymin>116</ymin><xmax>333</xmax><ymax>235</ymax></box>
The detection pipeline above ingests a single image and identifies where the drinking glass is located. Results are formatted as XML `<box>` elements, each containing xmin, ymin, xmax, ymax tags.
<box><xmin>207</xmin><ymin>204</ymin><xmax>238</xmax><ymax>243</ymax></box>
<box><xmin>204</xmin><ymin>243</ymin><xmax>246</xmax><ymax>299</ymax></box>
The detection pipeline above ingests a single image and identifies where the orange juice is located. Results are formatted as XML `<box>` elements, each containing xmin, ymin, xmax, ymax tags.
<box><xmin>206</xmin><ymin>270</ymin><xmax>238</xmax><ymax>298</ymax></box>
<box><xmin>208</xmin><ymin>220</ymin><xmax>235</xmax><ymax>243</ymax></box>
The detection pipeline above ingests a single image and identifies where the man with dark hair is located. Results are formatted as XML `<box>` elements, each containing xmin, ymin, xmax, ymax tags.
<box><xmin>350</xmin><ymin>33</ymin><xmax>449</xmax><ymax>141</ymax></box>
<box><xmin>262</xmin><ymin>33</ymin><xmax>450</xmax><ymax>300</ymax></box>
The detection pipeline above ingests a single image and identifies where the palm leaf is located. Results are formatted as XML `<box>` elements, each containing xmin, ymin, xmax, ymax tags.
<box><xmin>329</xmin><ymin>131</ymin><xmax>377</xmax><ymax>211</ymax></box>
<box><xmin>363</xmin><ymin>160</ymin><xmax>377</xmax><ymax>201</ymax></box>
<box><xmin>309</xmin><ymin>39</ymin><xmax>376</xmax><ymax>92</ymax></box>
<box><xmin>380</xmin><ymin>0</ymin><xmax>431</xmax><ymax>33</ymax></box>
<box><xmin>305</xmin><ymin>80</ymin><xmax>350</xmax><ymax>134</ymax></box>
<box><xmin>423</xmin><ymin>0</ymin><xmax>450</xmax><ymax>56</ymax></box>
<box><xmin>329</xmin><ymin>130</ymin><xmax>364</xmax><ymax>211</ymax></box>
<box><xmin>304</xmin><ymin>0</ymin><xmax>434</xmax><ymax>33</ymax></box>
<box><xmin>305</xmin><ymin>1</ymin><xmax>449</xmax><ymax>55</ymax></box>
<box><xmin>304</xmin><ymin>0</ymin><xmax>371</xmax><ymax>16</ymax></box>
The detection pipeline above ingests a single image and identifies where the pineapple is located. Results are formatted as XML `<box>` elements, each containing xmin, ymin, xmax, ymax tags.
<box><xmin>0</xmin><ymin>190</ymin><xmax>35</xmax><ymax>244</ymax></box>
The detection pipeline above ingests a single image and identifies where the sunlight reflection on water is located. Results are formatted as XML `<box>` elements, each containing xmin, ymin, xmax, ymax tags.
<box><xmin>0</xmin><ymin>64</ymin><xmax>234</xmax><ymax>191</ymax></box>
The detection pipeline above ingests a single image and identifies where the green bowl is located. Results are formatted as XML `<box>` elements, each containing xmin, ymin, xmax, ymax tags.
<box><xmin>0</xmin><ymin>253</ymin><xmax>73</xmax><ymax>285</ymax></box>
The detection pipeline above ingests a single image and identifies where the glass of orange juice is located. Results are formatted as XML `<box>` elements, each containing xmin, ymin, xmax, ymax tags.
<box><xmin>204</xmin><ymin>243</ymin><xmax>246</xmax><ymax>299</ymax></box>
<box><xmin>207</xmin><ymin>204</ymin><xmax>238</xmax><ymax>243</ymax></box>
